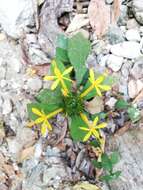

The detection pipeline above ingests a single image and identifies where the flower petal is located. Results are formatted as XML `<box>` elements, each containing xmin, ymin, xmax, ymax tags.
<box><xmin>93</xmin><ymin>116</ymin><xmax>99</xmax><ymax>127</ymax></box>
<box><xmin>41</xmin><ymin>122</ymin><xmax>47</xmax><ymax>136</ymax></box>
<box><xmin>80</xmin><ymin>113</ymin><xmax>90</xmax><ymax>127</ymax></box>
<box><xmin>89</xmin><ymin>69</ymin><xmax>95</xmax><ymax>82</ymax></box>
<box><xmin>47</xmin><ymin>108</ymin><xmax>63</xmax><ymax>119</ymax></box>
<box><xmin>35</xmin><ymin>117</ymin><xmax>44</xmax><ymax>124</ymax></box>
<box><xmin>45</xmin><ymin>120</ymin><xmax>53</xmax><ymax>131</ymax></box>
<box><xmin>44</xmin><ymin>75</ymin><xmax>56</xmax><ymax>81</ymax></box>
<box><xmin>54</xmin><ymin>67</ymin><xmax>62</xmax><ymax>78</ymax></box>
<box><xmin>32</xmin><ymin>108</ymin><xmax>43</xmax><ymax>116</ymax></box>
<box><xmin>79</xmin><ymin>127</ymin><xmax>90</xmax><ymax>131</ymax></box>
<box><xmin>95</xmin><ymin>87</ymin><xmax>102</xmax><ymax>97</ymax></box>
<box><xmin>83</xmin><ymin>131</ymin><xmax>92</xmax><ymax>142</ymax></box>
<box><xmin>98</xmin><ymin>85</ymin><xmax>111</xmax><ymax>91</ymax></box>
<box><xmin>51</xmin><ymin>80</ymin><xmax>60</xmax><ymax>90</ymax></box>
<box><xmin>96</xmin><ymin>122</ymin><xmax>107</xmax><ymax>129</ymax></box>
<box><xmin>95</xmin><ymin>75</ymin><xmax>104</xmax><ymax>84</ymax></box>
<box><xmin>63</xmin><ymin>77</ymin><xmax>72</xmax><ymax>82</ymax></box>
<box><xmin>62</xmin><ymin>66</ymin><xmax>73</xmax><ymax>76</ymax></box>
<box><xmin>92</xmin><ymin>130</ymin><xmax>100</xmax><ymax>139</ymax></box>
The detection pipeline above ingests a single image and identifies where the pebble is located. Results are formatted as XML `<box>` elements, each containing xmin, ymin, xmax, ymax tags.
<box><xmin>125</xmin><ymin>29</ymin><xmax>141</xmax><ymax>41</ymax></box>
<box><xmin>26</xmin><ymin>77</ymin><xmax>42</xmax><ymax>91</ymax></box>
<box><xmin>0</xmin><ymin>67</ymin><xmax>6</xmax><ymax>80</ymax></box>
<box><xmin>107</xmin><ymin>54</ymin><xmax>124</xmax><ymax>72</ymax></box>
<box><xmin>2</xmin><ymin>98</ymin><xmax>13</xmax><ymax>115</ymax></box>
<box><xmin>126</xmin><ymin>19</ymin><xmax>139</xmax><ymax>29</ymax></box>
<box><xmin>110</xmin><ymin>41</ymin><xmax>142</xmax><ymax>59</ymax></box>
<box><xmin>132</xmin><ymin>0</ymin><xmax>143</xmax><ymax>25</ymax></box>
<box><xmin>99</xmin><ymin>55</ymin><xmax>109</xmax><ymax>67</ymax></box>
<box><xmin>105</xmin><ymin>97</ymin><xmax>117</xmax><ymax>109</ymax></box>
<box><xmin>130</xmin><ymin>58</ymin><xmax>143</xmax><ymax>79</ymax></box>
<box><xmin>128</xmin><ymin>79</ymin><xmax>143</xmax><ymax>98</ymax></box>
<box><xmin>105</xmin><ymin>0</ymin><xmax>113</xmax><ymax>4</ymax></box>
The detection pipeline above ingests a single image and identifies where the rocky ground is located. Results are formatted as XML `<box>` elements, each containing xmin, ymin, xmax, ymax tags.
<box><xmin>0</xmin><ymin>0</ymin><xmax>143</xmax><ymax>190</ymax></box>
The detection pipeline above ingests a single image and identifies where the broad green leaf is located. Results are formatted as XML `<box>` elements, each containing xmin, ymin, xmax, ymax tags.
<box><xmin>127</xmin><ymin>106</ymin><xmax>141</xmax><ymax>123</ymax></box>
<box><xmin>115</xmin><ymin>99</ymin><xmax>130</xmax><ymax>109</ymax></box>
<box><xmin>92</xmin><ymin>160</ymin><xmax>102</xmax><ymax>169</ymax></box>
<box><xmin>27</xmin><ymin>102</ymin><xmax>60</xmax><ymax>121</ymax></box>
<box><xmin>110</xmin><ymin>152</ymin><xmax>120</xmax><ymax>165</ymax></box>
<box><xmin>90</xmin><ymin>140</ymin><xmax>100</xmax><ymax>148</ymax></box>
<box><xmin>101</xmin><ymin>153</ymin><xmax>112</xmax><ymax>172</ymax></box>
<box><xmin>69</xmin><ymin>115</ymin><xmax>88</xmax><ymax>142</ymax></box>
<box><xmin>68</xmin><ymin>33</ymin><xmax>91</xmax><ymax>85</ymax></box>
<box><xmin>56</xmin><ymin>47</ymin><xmax>69</xmax><ymax>63</ymax></box>
<box><xmin>56</xmin><ymin>34</ymin><xmax>68</xmax><ymax>50</ymax></box>
<box><xmin>111</xmin><ymin>171</ymin><xmax>121</xmax><ymax>180</ymax></box>
<box><xmin>36</xmin><ymin>88</ymin><xmax>63</xmax><ymax>106</ymax></box>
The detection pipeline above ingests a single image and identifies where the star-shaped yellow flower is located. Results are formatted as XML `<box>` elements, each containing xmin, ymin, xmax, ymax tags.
<box><xmin>44</xmin><ymin>61</ymin><xmax>73</xmax><ymax>93</ymax></box>
<box><xmin>79</xmin><ymin>113</ymin><xmax>107</xmax><ymax>142</ymax></box>
<box><xmin>28</xmin><ymin>107</ymin><xmax>63</xmax><ymax>136</ymax></box>
<box><xmin>80</xmin><ymin>69</ymin><xmax>111</xmax><ymax>98</ymax></box>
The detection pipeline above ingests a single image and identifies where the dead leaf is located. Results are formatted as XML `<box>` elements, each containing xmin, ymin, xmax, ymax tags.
<box><xmin>73</xmin><ymin>181</ymin><xmax>101</xmax><ymax>190</ymax></box>
<box><xmin>112</xmin><ymin>0</ymin><xmax>120</xmax><ymax>23</ymax></box>
<box><xmin>88</xmin><ymin>0</ymin><xmax>110</xmax><ymax>38</ymax></box>
<box><xmin>66</xmin><ymin>14</ymin><xmax>89</xmax><ymax>33</ymax></box>
<box><xmin>114</xmin><ymin>122</ymin><xmax>131</xmax><ymax>136</ymax></box>
<box><xmin>85</xmin><ymin>97</ymin><xmax>104</xmax><ymax>115</ymax></box>
<box><xmin>55</xmin><ymin>119</ymin><xmax>67</xmax><ymax>145</ymax></box>
<box><xmin>19</xmin><ymin>146</ymin><xmax>35</xmax><ymax>162</ymax></box>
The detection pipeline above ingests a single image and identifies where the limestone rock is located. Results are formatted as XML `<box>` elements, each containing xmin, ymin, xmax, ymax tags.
<box><xmin>133</xmin><ymin>0</ymin><xmax>143</xmax><ymax>25</ymax></box>
<box><xmin>128</xmin><ymin>79</ymin><xmax>143</xmax><ymax>98</ymax></box>
<box><xmin>107</xmin><ymin>54</ymin><xmax>123</xmax><ymax>72</ymax></box>
<box><xmin>125</xmin><ymin>29</ymin><xmax>140</xmax><ymax>41</ymax></box>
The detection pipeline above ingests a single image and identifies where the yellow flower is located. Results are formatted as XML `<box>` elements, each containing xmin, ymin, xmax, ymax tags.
<box><xmin>79</xmin><ymin>113</ymin><xmax>107</xmax><ymax>142</ymax></box>
<box><xmin>44</xmin><ymin>60</ymin><xmax>73</xmax><ymax>92</ymax></box>
<box><xmin>80</xmin><ymin>69</ymin><xmax>111</xmax><ymax>98</ymax></box>
<box><xmin>28</xmin><ymin>107</ymin><xmax>63</xmax><ymax>136</ymax></box>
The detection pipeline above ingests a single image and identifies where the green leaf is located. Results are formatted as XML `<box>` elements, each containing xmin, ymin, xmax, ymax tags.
<box><xmin>115</xmin><ymin>99</ymin><xmax>130</xmax><ymax>109</ymax></box>
<box><xmin>101</xmin><ymin>153</ymin><xmax>113</xmax><ymax>172</ymax></box>
<box><xmin>111</xmin><ymin>171</ymin><xmax>121</xmax><ymax>180</ymax></box>
<box><xmin>68</xmin><ymin>32</ymin><xmax>91</xmax><ymax>85</ymax></box>
<box><xmin>36</xmin><ymin>88</ymin><xmax>63</xmax><ymax>106</ymax></box>
<box><xmin>110</xmin><ymin>152</ymin><xmax>120</xmax><ymax>165</ymax></box>
<box><xmin>69</xmin><ymin>115</ymin><xmax>88</xmax><ymax>142</ymax></box>
<box><xmin>92</xmin><ymin>160</ymin><xmax>102</xmax><ymax>169</ymax></box>
<box><xmin>57</xmin><ymin>34</ymin><xmax>68</xmax><ymax>50</ymax></box>
<box><xmin>90</xmin><ymin>140</ymin><xmax>100</xmax><ymax>148</ymax></box>
<box><xmin>127</xmin><ymin>106</ymin><xmax>141</xmax><ymax>123</ymax></box>
<box><xmin>56</xmin><ymin>47</ymin><xmax>69</xmax><ymax>63</ymax></box>
<box><xmin>100</xmin><ymin>174</ymin><xmax>114</xmax><ymax>182</ymax></box>
<box><xmin>27</xmin><ymin>102</ymin><xmax>60</xmax><ymax>121</ymax></box>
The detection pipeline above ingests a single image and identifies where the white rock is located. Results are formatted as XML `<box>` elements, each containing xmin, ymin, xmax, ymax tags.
<box><xmin>26</xmin><ymin>77</ymin><xmax>42</xmax><ymax>91</ymax></box>
<box><xmin>0</xmin><ymin>67</ymin><xmax>6</xmax><ymax>79</ymax></box>
<box><xmin>110</xmin><ymin>41</ymin><xmax>142</xmax><ymax>59</ymax></box>
<box><xmin>128</xmin><ymin>79</ymin><xmax>143</xmax><ymax>98</ymax></box>
<box><xmin>133</xmin><ymin>0</ymin><xmax>143</xmax><ymax>25</ymax></box>
<box><xmin>126</xmin><ymin>19</ymin><xmax>139</xmax><ymax>30</ymax></box>
<box><xmin>107</xmin><ymin>54</ymin><xmax>123</xmax><ymax>72</ymax></box>
<box><xmin>99</xmin><ymin>55</ymin><xmax>109</xmax><ymax>67</ymax></box>
<box><xmin>0</xmin><ymin>0</ymin><xmax>35</xmax><ymax>38</ymax></box>
<box><xmin>106</xmin><ymin>97</ymin><xmax>117</xmax><ymax>109</ymax></box>
<box><xmin>126</xmin><ymin>29</ymin><xmax>141</xmax><ymax>41</ymax></box>
<box><xmin>2</xmin><ymin>98</ymin><xmax>13</xmax><ymax>114</ymax></box>
<box><xmin>105</xmin><ymin>0</ymin><xmax>113</xmax><ymax>4</ymax></box>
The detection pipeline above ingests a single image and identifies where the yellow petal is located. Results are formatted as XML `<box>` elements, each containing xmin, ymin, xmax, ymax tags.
<box><xmin>95</xmin><ymin>75</ymin><xmax>104</xmax><ymax>84</ymax></box>
<box><xmin>54</xmin><ymin>67</ymin><xmax>62</xmax><ymax>78</ymax></box>
<box><xmin>32</xmin><ymin>108</ymin><xmax>43</xmax><ymax>116</ymax></box>
<box><xmin>61</xmin><ymin>88</ymin><xmax>68</xmax><ymax>97</ymax></box>
<box><xmin>44</xmin><ymin>75</ymin><xmax>56</xmax><ymax>81</ymax></box>
<box><xmin>98</xmin><ymin>84</ymin><xmax>111</xmax><ymax>91</ymax></box>
<box><xmin>63</xmin><ymin>77</ymin><xmax>73</xmax><ymax>82</ymax></box>
<box><xmin>47</xmin><ymin>108</ymin><xmax>63</xmax><ymax>119</ymax></box>
<box><xmin>92</xmin><ymin>130</ymin><xmax>100</xmax><ymax>139</ymax></box>
<box><xmin>89</xmin><ymin>69</ymin><xmax>95</xmax><ymax>82</ymax></box>
<box><xmin>95</xmin><ymin>87</ymin><xmax>102</xmax><ymax>97</ymax></box>
<box><xmin>60</xmin><ymin>79</ymin><xmax>68</xmax><ymax>91</ymax></box>
<box><xmin>83</xmin><ymin>131</ymin><xmax>92</xmax><ymax>142</ymax></box>
<box><xmin>96</xmin><ymin>122</ymin><xmax>107</xmax><ymax>129</ymax></box>
<box><xmin>80</xmin><ymin>113</ymin><xmax>89</xmax><ymax>127</ymax></box>
<box><xmin>79</xmin><ymin>127</ymin><xmax>90</xmax><ymax>131</ymax></box>
<box><xmin>62</xmin><ymin>66</ymin><xmax>73</xmax><ymax>76</ymax></box>
<box><xmin>93</xmin><ymin>116</ymin><xmax>99</xmax><ymax>127</ymax></box>
<box><xmin>51</xmin><ymin>80</ymin><xmax>60</xmax><ymax>90</ymax></box>
<box><xmin>41</xmin><ymin>122</ymin><xmax>47</xmax><ymax>136</ymax></box>
<box><xmin>35</xmin><ymin>117</ymin><xmax>44</xmax><ymax>124</ymax></box>
<box><xmin>51</xmin><ymin>59</ymin><xmax>57</xmax><ymax>67</ymax></box>
<box><xmin>45</xmin><ymin>120</ymin><xmax>53</xmax><ymax>131</ymax></box>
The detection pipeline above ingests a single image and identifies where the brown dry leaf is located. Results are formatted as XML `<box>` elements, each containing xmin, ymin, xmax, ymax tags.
<box><xmin>112</xmin><ymin>0</ymin><xmax>120</xmax><ymax>23</ymax></box>
<box><xmin>114</xmin><ymin>122</ymin><xmax>131</xmax><ymax>136</ymax></box>
<box><xmin>85</xmin><ymin>97</ymin><xmax>104</xmax><ymax>115</ymax></box>
<box><xmin>55</xmin><ymin>119</ymin><xmax>67</xmax><ymax>145</ymax></box>
<box><xmin>88</xmin><ymin>0</ymin><xmax>110</xmax><ymax>38</ymax></box>
<box><xmin>73</xmin><ymin>181</ymin><xmax>101</xmax><ymax>190</ymax></box>
<box><xmin>133</xmin><ymin>89</ymin><xmax>143</xmax><ymax>104</ymax></box>
<box><xmin>19</xmin><ymin>146</ymin><xmax>35</xmax><ymax>162</ymax></box>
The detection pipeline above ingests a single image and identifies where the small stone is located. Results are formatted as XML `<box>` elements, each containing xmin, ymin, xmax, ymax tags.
<box><xmin>107</xmin><ymin>25</ymin><xmax>124</xmax><ymax>45</ymax></box>
<box><xmin>125</xmin><ymin>29</ymin><xmax>140</xmax><ymax>42</ymax></box>
<box><xmin>0</xmin><ymin>67</ymin><xmax>6</xmax><ymax>79</ymax></box>
<box><xmin>105</xmin><ymin>97</ymin><xmax>117</xmax><ymax>109</ymax></box>
<box><xmin>128</xmin><ymin>79</ymin><xmax>143</xmax><ymax>98</ymax></box>
<box><xmin>105</xmin><ymin>0</ymin><xmax>113</xmax><ymax>4</ymax></box>
<box><xmin>107</xmin><ymin>54</ymin><xmax>123</xmax><ymax>72</ymax></box>
<box><xmin>110</xmin><ymin>41</ymin><xmax>142</xmax><ymax>59</ymax></box>
<box><xmin>26</xmin><ymin>77</ymin><xmax>42</xmax><ymax>91</ymax></box>
<box><xmin>2</xmin><ymin>98</ymin><xmax>13</xmax><ymax>115</ymax></box>
<box><xmin>99</xmin><ymin>55</ymin><xmax>109</xmax><ymax>67</ymax></box>
<box><xmin>126</xmin><ymin>19</ymin><xmax>139</xmax><ymax>30</ymax></box>
<box><xmin>132</xmin><ymin>0</ymin><xmax>143</xmax><ymax>25</ymax></box>
<box><xmin>0</xmin><ymin>79</ymin><xmax>7</xmax><ymax>88</ymax></box>
<box><xmin>130</xmin><ymin>58</ymin><xmax>143</xmax><ymax>79</ymax></box>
